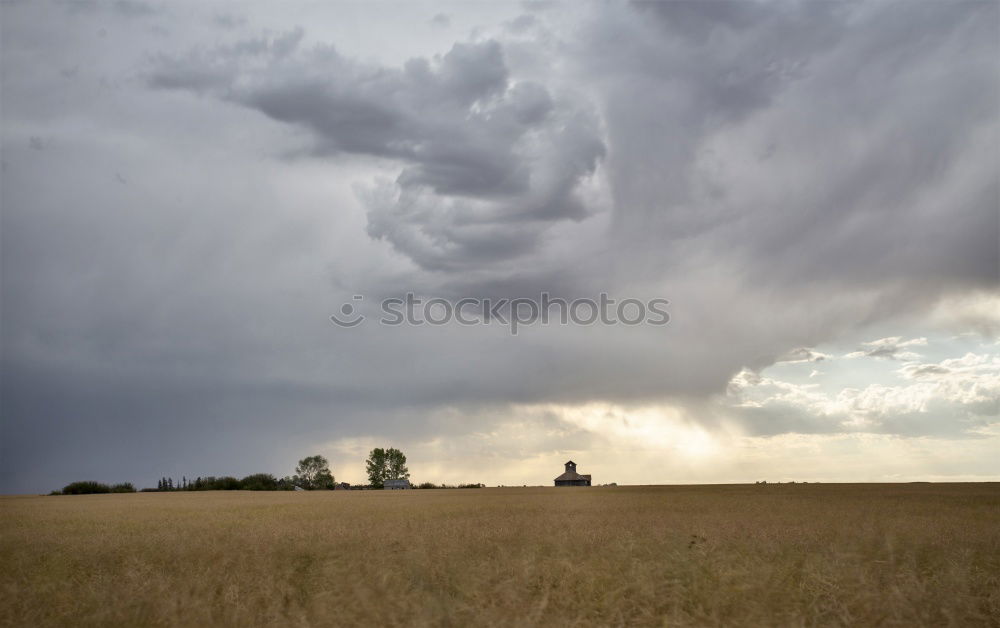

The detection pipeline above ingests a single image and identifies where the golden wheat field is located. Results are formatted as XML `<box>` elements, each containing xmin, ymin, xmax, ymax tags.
<box><xmin>2</xmin><ymin>484</ymin><xmax>999</xmax><ymax>627</ymax></box>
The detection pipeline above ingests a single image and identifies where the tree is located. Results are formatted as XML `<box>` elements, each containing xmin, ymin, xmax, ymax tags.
<box><xmin>365</xmin><ymin>447</ymin><xmax>409</xmax><ymax>488</ymax></box>
<box><xmin>61</xmin><ymin>481</ymin><xmax>111</xmax><ymax>494</ymax></box>
<box><xmin>365</xmin><ymin>448</ymin><xmax>387</xmax><ymax>488</ymax></box>
<box><xmin>294</xmin><ymin>455</ymin><xmax>335</xmax><ymax>490</ymax></box>
<box><xmin>386</xmin><ymin>448</ymin><xmax>409</xmax><ymax>481</ymax></box>
<box><xmin>240</xmin><ymin>473</ymin><xmax>279</xmax><ymax>491</ymax></box>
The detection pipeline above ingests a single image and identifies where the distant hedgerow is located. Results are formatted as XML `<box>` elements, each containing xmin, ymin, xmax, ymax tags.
<box><xmin>60</xmin><ymin>481</ymin><xmax>111</xmax><ymax>495</ymax></box>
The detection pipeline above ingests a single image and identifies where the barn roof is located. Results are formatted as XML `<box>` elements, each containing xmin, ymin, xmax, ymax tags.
<box><xmin>553</xmin><ymin>470</ymin><xmax>589</xmax><ymax>482</ymax></box>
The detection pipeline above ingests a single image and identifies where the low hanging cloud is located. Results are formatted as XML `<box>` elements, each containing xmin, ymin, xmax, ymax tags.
<box><xmin>149</xmin><ymin>33</ymin><xmax>606</xmax><ymax>272</ymax></box>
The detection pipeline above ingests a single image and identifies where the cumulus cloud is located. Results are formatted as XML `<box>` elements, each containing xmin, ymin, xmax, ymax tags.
<box><xmin>726</xmin><ymin>342</ymin><xmax>999</xmax><ymax>437</ymax></box>
<box><xmin>149</xmin><ymin>33</ymin><xmax>605</xmax><ymax>272</ymax></box>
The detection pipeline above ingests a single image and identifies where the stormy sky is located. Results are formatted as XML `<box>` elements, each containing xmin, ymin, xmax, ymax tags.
<box><xmin>1</xmin><ymin>0</ymin><xmax>998</xmax><ymax>493</ymax></box>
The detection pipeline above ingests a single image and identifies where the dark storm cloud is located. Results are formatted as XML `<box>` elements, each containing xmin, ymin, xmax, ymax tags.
<box><xmin>149</xmin><ymin>33</ymin><xmax>604</xmax><ymax>272</ymax></box>
<box><xmin>1</xmin><ymin>1</ymin><xmax>998</xmax><ymax>492</ymax></box>
<box><xmin>588</xmin><ymin>0</ymin><xmax>998</xmax><ymax>293</ymax></box>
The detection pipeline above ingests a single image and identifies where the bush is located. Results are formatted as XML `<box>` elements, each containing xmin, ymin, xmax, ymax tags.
<box><xmin>240</xmin><ymin>473</ymin><xmax>279</xmax><ymax>491</ymax></box>
<box><xmin>110</xmin><ymin>483</ymin><xmax>136</xmax><ymax>493</ymax></box>
<box><xmin>61</xmin><ymin>481</ymin><xmax>111</xmax><ymax>495</ymax></box>
<box><xmin>216</xmin><ymin>476</ymin><xmax>242</xmax><ymax>490</ymax></box>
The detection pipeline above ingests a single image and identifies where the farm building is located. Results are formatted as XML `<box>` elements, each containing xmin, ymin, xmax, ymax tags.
<box><xmin>384</xmin><ymin>479</ymin><xmax>410</xmax><ymax>490</ymax></box>
<box><xmin>554</xmin><ymin>461</ymin><xmax>591</xmax><ymax>487</ymax></box>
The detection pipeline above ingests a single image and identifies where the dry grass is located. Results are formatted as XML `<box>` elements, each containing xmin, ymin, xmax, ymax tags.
<box><xmin>2</xmin><ymin>484</ymin><xmax>999</xmax><ymax>627</ymax></box>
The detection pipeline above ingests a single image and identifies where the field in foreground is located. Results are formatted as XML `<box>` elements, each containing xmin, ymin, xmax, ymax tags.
<box><xmin>2</xmin><ymin>484</ymin><xmax>999</xmax><ymax>627</ymax></box>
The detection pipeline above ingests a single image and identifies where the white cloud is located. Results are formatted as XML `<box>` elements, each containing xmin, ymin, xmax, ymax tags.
<box><xmin>726</xmin><ymin>339</ymin><xmax>999</xmax><ymax>437</ymax></box>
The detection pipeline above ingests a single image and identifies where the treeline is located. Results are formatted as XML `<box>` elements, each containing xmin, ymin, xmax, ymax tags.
<box><xmin>148</xmin><ymin>474</ymin><xmax>296</xmax><ymax>492</ymax></box>
<box><xmin>49</xmin><ymin>455</ymin><xmax>343</xmax><ymax>495</ymax></box>
<box><xmin>49</xmin><ymin>451</ymin><xmax>483</xmax><ymax>495</ymax></box>
<box><xmin>51</xmin><ymin>473</ymin><xmax>305</xmax><ymax>495</ymax></box>
<box><xmin>146</xmin><ymin>455</ymin><xmax>340</xmax><ymax>492</ymax></box>
<box><xmin>148</xmin><ymin>477</ymin><xmax>485</xmax><ymax>491</ymax></box>
<box><xmin>52</xmin><ymin>481</ymin><xmax>136</xmax><ymax>495</ymax></box>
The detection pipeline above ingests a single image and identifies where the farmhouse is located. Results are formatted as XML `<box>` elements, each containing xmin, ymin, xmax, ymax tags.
<box><xmin>554</xmin><ymin>460</ymin><xmax>591</xmax><ymax>487</ymax></box>
<box><xmin>384</xmin><ymin>479</ymin><xmax>410</xmax><ymax>490</ymax></box>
